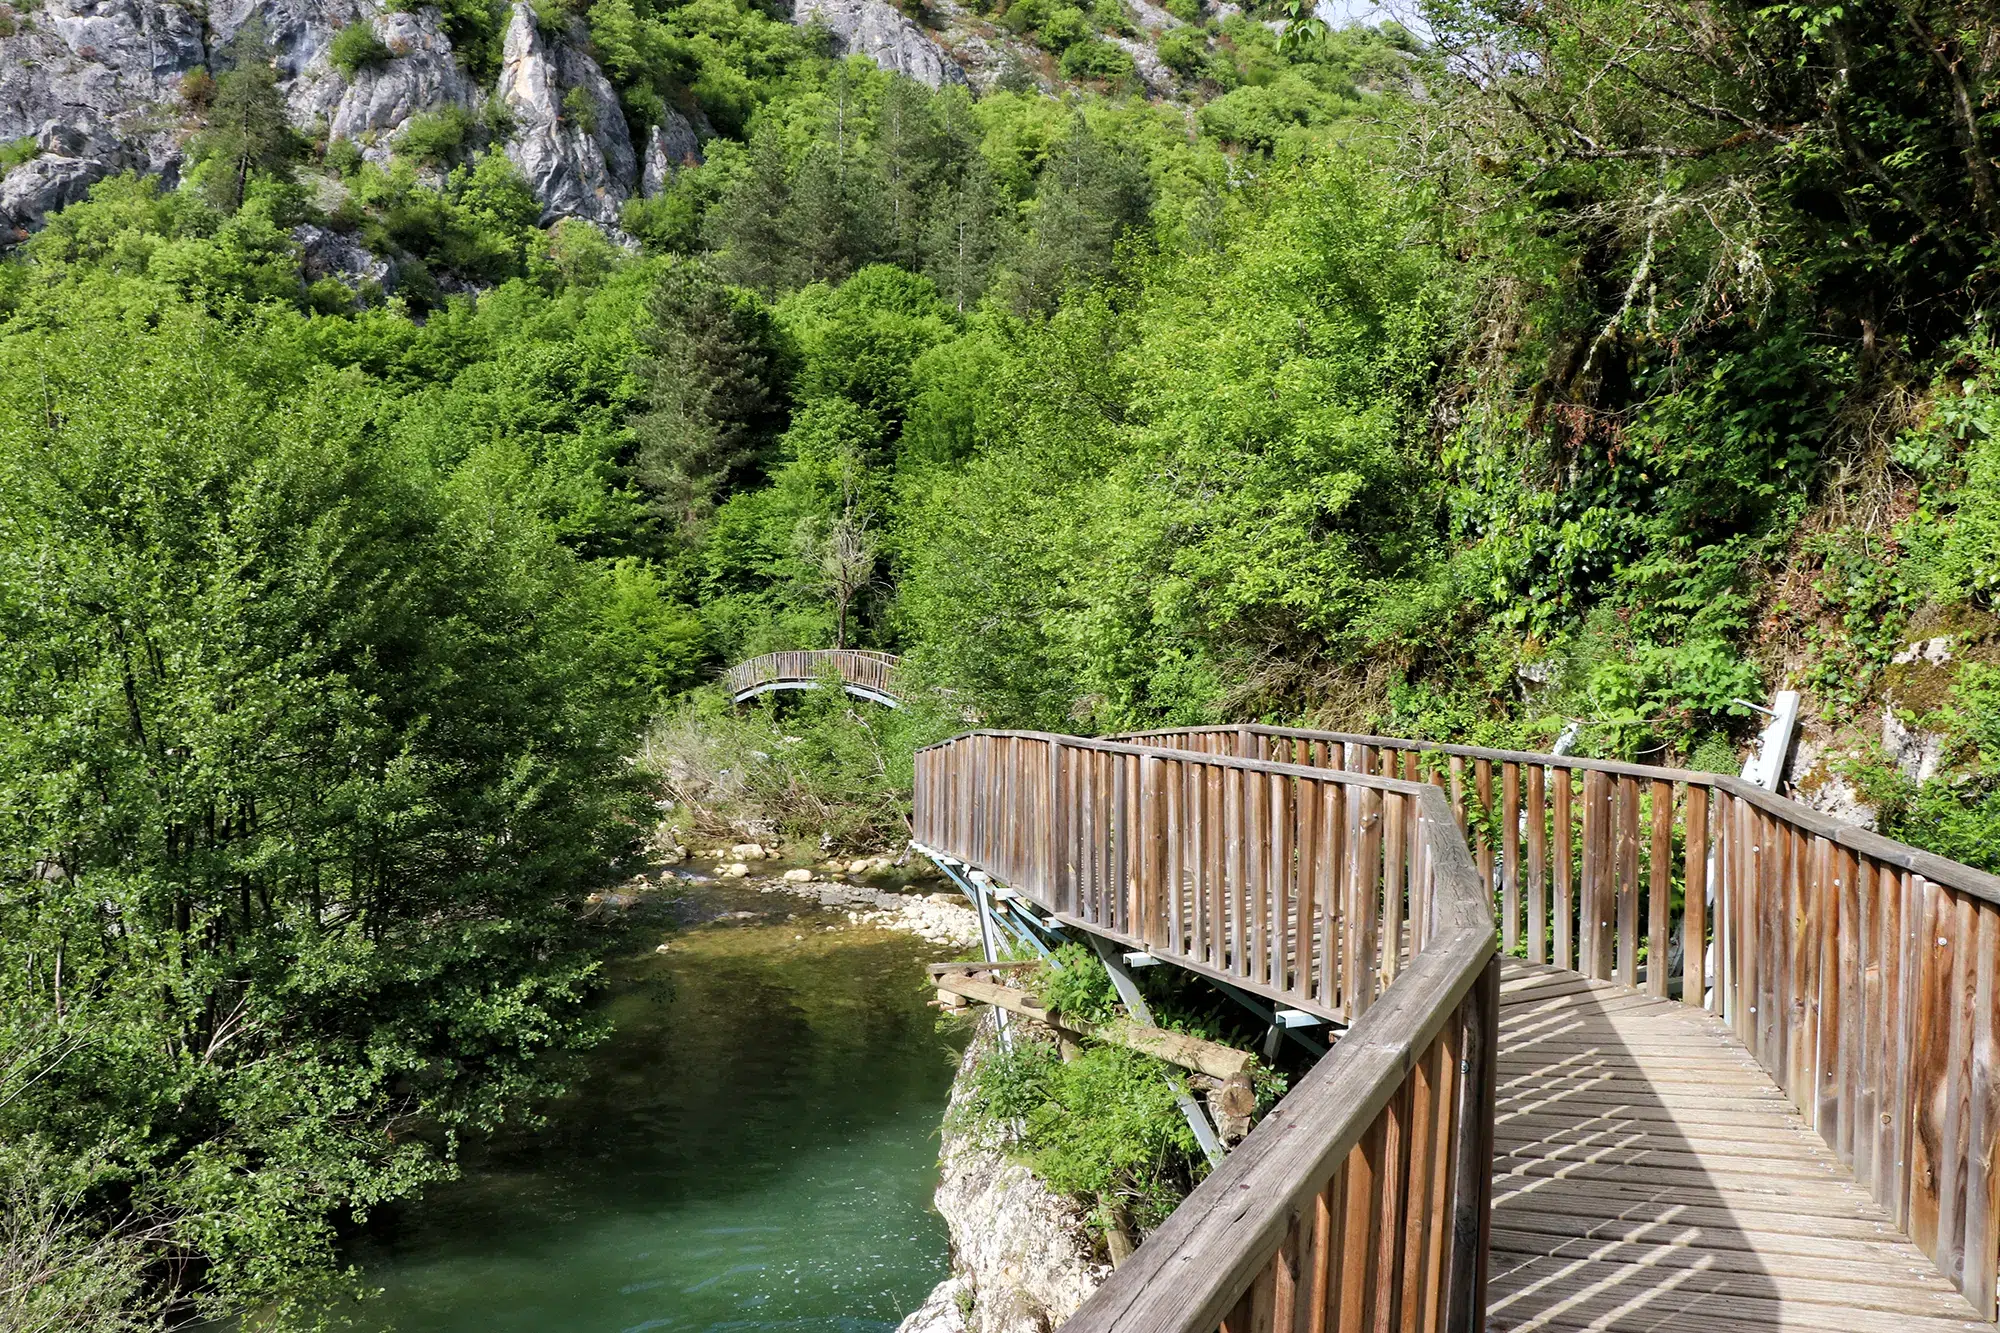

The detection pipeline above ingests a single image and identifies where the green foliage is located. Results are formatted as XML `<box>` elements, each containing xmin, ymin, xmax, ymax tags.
<box><xmin>562</xmin><ymin>85</ymin><xmax>600</xmax><ymax>135</ymax></box>
<box><xmin>187</xmin><ymin>32</ymin><xmax>304</xmax><ymax>213</ymax></box>
<box><xmin>1865</xmin><ymin>664</ymin><xmax>2000</xmax><ymax>875</ymax></box>
<box><xmin>0</xmin><ymin>305</ymin><xmax>655</xmax><ymax>1318</ymax></box>
<box><xmin>1154</xmin><ymin>25</ymin><xmax>1207</xmax><ymax>76</ymax></box>
<box><xmin>0</xmin><ymin>1144</ymin><xmax>166</xmax><ymax>1333</ymax></box>
<box><xmin>329</xmin><ymin>19</ymin><xmax>393</xmax><ymax>78</ymax></box>
<box><xmin>632</xmin><ymin>261</ymin><xmax>793</xmax><ymax>531</ymax></box>
<box><xmin>1057</xmin><ymin>37</ymin><xmax>1135</xmax><ymax>84</ymax></box>
<box><xmin>396</xmin><ymin>103</ymin><xmax>475</xmax><ymax>164</ymax></box>
<box><xmin>0</xmin><ymin>135</ymin><xmax>38</xmax><ymax>174</ymax></box>
<box><xmin>636</xmin><ymin>680</ymin><xmax>962</xmax><ymax>846</ymax></box>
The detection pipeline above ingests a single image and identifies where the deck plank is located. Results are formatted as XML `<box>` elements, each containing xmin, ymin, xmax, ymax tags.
<box><xmin>1490</xmin><ymin>961</ymin><xmax>1982</xmax><ymax>1332</ymax></box>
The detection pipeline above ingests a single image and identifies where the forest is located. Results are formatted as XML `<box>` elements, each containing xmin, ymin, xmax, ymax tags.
<box><xmin>3</xmin><ymin>0</ymin><xmax>1999</xmax><ymax>1325</ymax></box>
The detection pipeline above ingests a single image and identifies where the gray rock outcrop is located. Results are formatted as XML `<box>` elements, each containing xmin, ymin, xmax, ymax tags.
<box><xmin>0</xmin><ymin>0</ymin><xmax>652</xmax><ymax>235</ymax></box>
<box><xmin>639</xmin><ymin>110</ymin><xmax>701</xmax><ymax>197</ymax></box>
<box><xmin>1111</xmin><ymin>34</ymin><xmax>1175</xmax><ymax>95</ymax></box>
<box><xmin>494</xmin><ymin>2</ymin><xmax>636</xmax><ymax>225</ymax></box>
<box><xmin>793</xmin><ymin>0</ymin><xmax>968</xmax><ymax>88</ymax></box>
<box><xmin>0</xmin><ymin>0</ymin><xmax>208</xmax><ymax>228</ymax></box>
<box><xmin>899</xmin><ymin>1014</ymin><xmax>1108</xmax><ymax>1333</ymax></box>
<box><xmin>294</xmin><ymin>221</ymin><xmax>395</xmax><ymax>289</ymax></box>
<box><xmin>326</xmin><ymin>9</ymin><xmax>479</xmax><ymax>162</ymax></box>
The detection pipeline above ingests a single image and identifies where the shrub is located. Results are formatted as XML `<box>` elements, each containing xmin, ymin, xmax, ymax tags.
<box><xmin>329</xmin><ymin>19</ymin><xmax>393</xmax><ymax>78</ymax></box>
<box><xmin>178</xmin><ymin>66</ymin><xmax>215</xmax><ymax>110</ymax></box>
<box><xmin>562</xmin><ymin>85</ymin><xmax>599</xmax><ymax>135</ymax></box>
<box><xmin>0</xmin><ymin>136</ymin><xmax>37</xmax><ymax>174</ymax></box>
<box><xmin>1058</xmin><ymin>36</ymin><xmax>1135</xmax><ymax>82</ymax></box>
<box><xmin>323</xmin><ymin>136</ymin><xmax>363</xmax><ymax>177</ymax></box>
<box><xmin>1039</xmin><ymin>5</ymin><xmax>1090</xmax><ymax>48</ymax></box>
<box><xmin>395</xmin><ymin>103</ymin><xmax>473</xmax><ymax>164</ymax></box>
<box><xmin>1155</xmin><ymin>24</ymin><xmax>1206</xmax><ymax>75</ymax></box>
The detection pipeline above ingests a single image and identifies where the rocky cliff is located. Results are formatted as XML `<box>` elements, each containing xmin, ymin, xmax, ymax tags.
<box><xmin>900</xmin><ymin>1013</ymin><xmax>1109</xmax><ymax>1333</ymax></box>
<box><xmin>0</xmin><ymin>0</ymin><xmax>706</xmax><ymax>233</ymax></box>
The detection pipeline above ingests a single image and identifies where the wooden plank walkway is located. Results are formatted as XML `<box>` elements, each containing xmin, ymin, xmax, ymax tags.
<box><xmin>1488</xmin><ymin>961</ymin><xmax>1986</xmax><ymax>1332</ymax></box>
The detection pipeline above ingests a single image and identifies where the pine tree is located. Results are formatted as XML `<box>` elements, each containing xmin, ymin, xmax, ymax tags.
<box><xmin>873</xmin><ymin>77</ymin><xmax>945</xmax><ymax>271</ymax></box>
<box><xmin>708</xmin><ymin>126</ymin><xmax>795</xmax><ymax>296</ymax></box>
<box><xmin>631</xmin><ymin>264</ymin><xmax>791</xmax><ymax>533</ymax></box>
<box><xmin>1010</xmin><ymin>115</ymin><xmax>1153</xmax><ymax>314</ymax></box>
<box><xmin>188</xmin><ymin>23</ymin><xmax>302</xmax><ymax>213</ymax></box>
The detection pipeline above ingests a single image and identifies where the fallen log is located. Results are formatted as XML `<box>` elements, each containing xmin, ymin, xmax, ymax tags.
<box><xmin>931</xmin><ymin>972</ymin><xmax>1253</xmax><ymax>1082</ymax></box>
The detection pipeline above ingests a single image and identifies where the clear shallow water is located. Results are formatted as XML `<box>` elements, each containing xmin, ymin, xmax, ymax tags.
<box><xmin>343</xmin><ymin>883</ymin><xmax>966</xmax><ymax>1333</ymax></box>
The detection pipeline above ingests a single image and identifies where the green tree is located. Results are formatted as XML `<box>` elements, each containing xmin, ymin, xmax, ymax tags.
<box><xmin>632</xmin><ymin>262</ymin><xmax>793</xmax><ymax>531</ymax></box>
<box><xmin>0</xmin><ymin>307</ymin><xmax>646</xmax><ymax>1320</ymax></box>
<box><xmin>187</xmin><ymin>29</ymin><xmax>303</xmax><ymax>213</ymax></box>
<box><xmin>1009</xmin><ymin>115</ymin><xmax>1152</xmax><ymax>314</ymax></box>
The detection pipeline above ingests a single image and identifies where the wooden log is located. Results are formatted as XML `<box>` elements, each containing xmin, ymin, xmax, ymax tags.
<box><xmin>1099</xmin><ymin>1018</ymin><xmax>1255</xmax><ymax>1082</ymax></box>
<box><xmin>929</xmin><ymin>973</ymin><xmax>1255</xmax><ymax>1081</ymax></box>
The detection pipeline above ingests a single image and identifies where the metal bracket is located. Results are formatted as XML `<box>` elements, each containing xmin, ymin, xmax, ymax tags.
<box><xmin>1122</xmin><ymin>951</ymin><xmax>1161</xmax><ymax>968</ymax></box>
<box><xmin>1088</xmin><ymin>936</ymin><xmax>1226</xmax><ymax>1165</ymax></box>
<box><xmin>1210</xmin><ymin>978</ymin><xmax>1330</xmax><ymax>1058</ymax></box>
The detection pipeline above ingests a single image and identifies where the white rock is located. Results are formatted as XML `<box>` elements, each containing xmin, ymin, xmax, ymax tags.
<box><xmin>495</xmin><ymin>2</ymin><xmax>637</xmax><ymax>226</ymax></box>
<box><xmin>720</xmin><ymin>862</ymin><xmax>750</xmax><ymax>879</ymax></box>
<box><xmin>912</xmin><ymin>1015</ymin><xmax>1108</xmax><ymax>1333</ymax></box>
<box><xmin>732</xmin><ymin>842</ymin><xmax>768</xmax><ymax>861</ymax></box>
<box><xmin>783</xmin><ymin>867</ymin><xmax>814</xmax><ymax>883</ymax></box>
<box><xmin>639</xmin><ymin>111</ymin><xmax>702</xmax><ymax>196</ymax></box>
<box><xmin>792</xmin><ymin>0</ymin><xmax>969</xmax><ymax>88</ymax></box>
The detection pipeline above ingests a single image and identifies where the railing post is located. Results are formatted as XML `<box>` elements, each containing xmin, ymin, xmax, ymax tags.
<box><xmin>1446</xmin><ymin>952</ymin><xmax>1498</xmax><ymax>1333</ymax></box>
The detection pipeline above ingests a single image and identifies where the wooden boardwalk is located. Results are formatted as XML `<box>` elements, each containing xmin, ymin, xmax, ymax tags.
<box><xmin>911</xmin><ymin>725</ymin><xmax>2000</xmax><ymax>1331</ymax></box>
<box><xmin>1490</xmin><ymin>961</ymin><xmax>1984</xmax><ymax>1331</ymax></box>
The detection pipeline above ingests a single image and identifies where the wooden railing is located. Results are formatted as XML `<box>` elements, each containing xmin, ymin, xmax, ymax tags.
<box><xmin>913</xmin><ymin>731</ymin><xmax>1499</xmax><ymax>1332</ymax></box>
<box><xmin>1121</xmin><ymin>723</ymin><xmax>2000</xmax><ymax>1318</ymax></box>
<box><xmin>722</xmin><ymin>649</ymin><xmax>903</xmax><ymax>704</ymax></box>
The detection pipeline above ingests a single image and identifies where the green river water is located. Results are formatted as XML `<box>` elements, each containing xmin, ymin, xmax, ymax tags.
<box><xmin>343</xmin><ymin>878</ymin><xmax>967</xmax><ymax>1333</ymax></box>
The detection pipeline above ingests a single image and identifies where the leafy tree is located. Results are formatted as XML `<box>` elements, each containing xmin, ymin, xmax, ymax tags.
<box><xmin>0</xmin><ymin>307</ymin><xmax>647</xmax><ymax>1320</ymax></box>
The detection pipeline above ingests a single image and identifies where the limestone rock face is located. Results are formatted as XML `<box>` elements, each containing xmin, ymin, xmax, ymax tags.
<box><xmin>639</xmin><ymin>109</ymin><xmax>701</xmax><ymax>197</ymax></box>
<box><xmin>1110</xmin><ymin>33</ymin><xmax>1175</xmax><ymax>96</ymax></box>
<box><xmin>899</xmin><ymin>1015</ymin><xmax>1108</xmax><ymax>1333</ymax></box>
<box><xmin>0</xmin><ymin>0</ymin><xmax>208</xmax><ymax>229</ymax></box>
<box><xmin>325</xmin><ymin>9</ymin><xmax>479</xmax><ymax>163</ymax></box>
<box><xmin>495</xmin><ymin>1</ymin><xmax>636</xmax><ymax>225</ymax></box>
<box><xmin>792</xmin><ymin>0</ymin><xmax>968</xmax><ymax>88</ymax></box>
<box><xmin>294</xmin><ymin>220</ymin><xmax>395</xmax><ymax>288</ymax></box>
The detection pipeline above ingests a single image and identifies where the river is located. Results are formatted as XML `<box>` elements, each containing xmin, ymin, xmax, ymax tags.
<box><xmin>343</xmin><ymin>875</ymin><xmax>967</xmax><ymax>1333</ymax></box>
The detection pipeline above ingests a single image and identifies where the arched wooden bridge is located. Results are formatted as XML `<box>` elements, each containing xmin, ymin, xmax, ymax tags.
<box><xmin>912</xmin><ymin>723</ymin><xmax>2000</xmax><ymax>1332</ymax></box>
<box><xmin>722</xmin><ymin>649</ymin><xmax>904</xmax><ymax>707</ymax></box>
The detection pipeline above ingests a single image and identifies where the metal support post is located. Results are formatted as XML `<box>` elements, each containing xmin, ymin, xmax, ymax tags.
<box><xmin>1089</xmin><ymin>936</ymin><xmax>1226</xmax><ymax>1165</ymax></box>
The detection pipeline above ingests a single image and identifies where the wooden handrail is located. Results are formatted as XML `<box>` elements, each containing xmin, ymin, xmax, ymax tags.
<box><xmin>1117</xmin><ymin>722</ymin><xmax>2000</xmax><ymax>1317</ymax></box>
<box><xmin>913</xmin><ymin>731</ymin><xmax>1500</xmax><ymax>1332</ymax></box>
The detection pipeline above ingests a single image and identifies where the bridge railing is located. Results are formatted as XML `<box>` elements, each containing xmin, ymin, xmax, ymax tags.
<box><xmin>1121</xmin><ymin>722</ymin><xmax>2000</xmax><ymax>1318</ymax></box>
<box><xmin>913</xmin><ymin>730</ymin><xmax>1499</xmax><ymax>1332</ymax></box>
<box><xmin>722</xmin><ymin>649</ymin><xmax>903</xmax><ymax>702</ymax></box>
